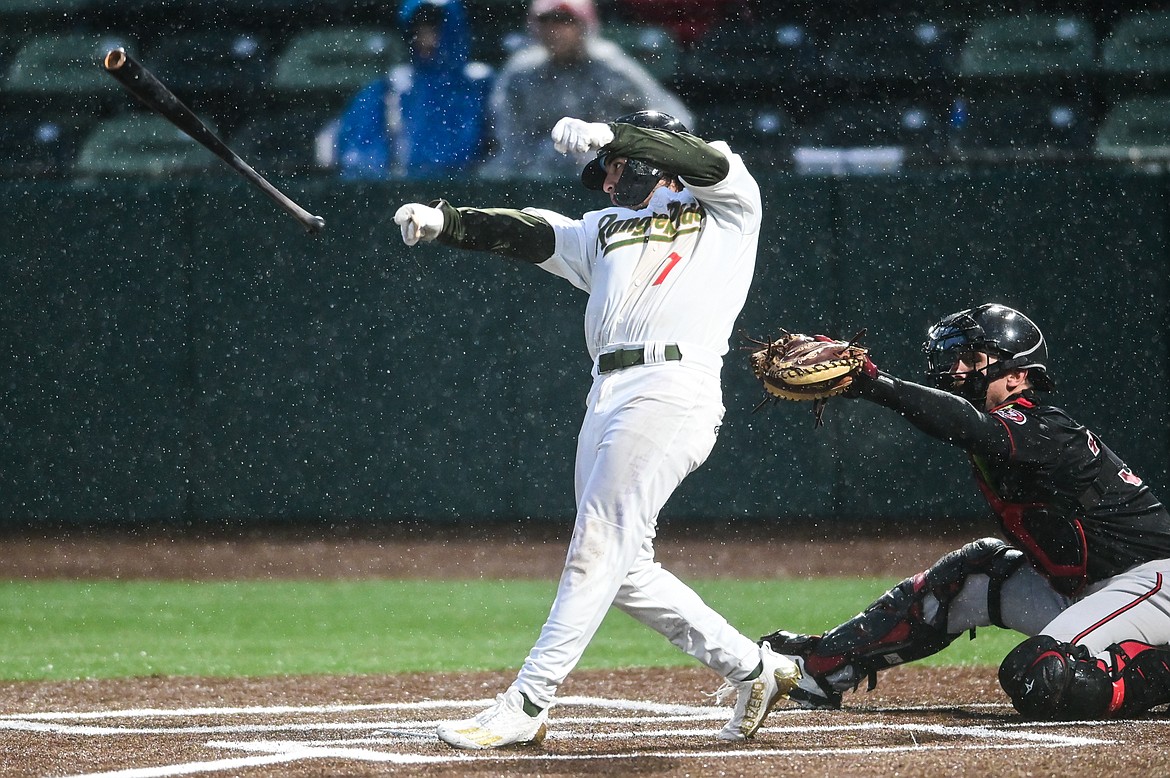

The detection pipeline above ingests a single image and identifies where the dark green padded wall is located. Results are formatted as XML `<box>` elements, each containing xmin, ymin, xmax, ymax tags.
<box><xmin>1</xmin><ymin>180</ymin><xmax>192</xmax><ymax>522</ymax></box>
<box><xmin>828</xmin><ymin>171</ymin><xmax>1168</xmax><ymax>520</ymax></box>
<box><xmin>1</xmin><ymin>172</ymin><xmax>1165</xmax><ymax>527</ymax></box>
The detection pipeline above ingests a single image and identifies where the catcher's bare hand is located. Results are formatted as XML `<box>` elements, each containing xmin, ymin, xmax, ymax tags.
<box><xmin>551</xmin><ymin>117</ymin><xmax>614</xmax><ymax>156</ymax></box>
<box><xmin>750</xmin><ymin>331</ymin><xmax>874</xmax><ymax>403</ymax></box>
<box><xmin>394</xmin><ymin>203</ymin><xmax>444</xmax><ymax>246</ymax></box>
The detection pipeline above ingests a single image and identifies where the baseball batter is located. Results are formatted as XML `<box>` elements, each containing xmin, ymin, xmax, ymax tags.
<box><xmin>393</xmin><ymin>112</ymin><xmax>799</xmax><ymax>748</ymax></box>
<box><xmin>762</xmin><ymin>304</ymin><xmax>1170</xmax><ymax>719</ymax></box>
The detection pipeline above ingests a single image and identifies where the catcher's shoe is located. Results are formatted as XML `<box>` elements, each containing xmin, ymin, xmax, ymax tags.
<box><xmin>715</xmin><ymin>642</ymin><xmax>801</xmax><ymax>741</ymax></box>
<box><xmin>761</xmin><ymin>630</ymin><xmax>844</xmax><ymax>710</ymax></box>
<box><xmin>436</xmin><ymin>688</ymin><xmax>548</xmax><ymax>750</ymax></box>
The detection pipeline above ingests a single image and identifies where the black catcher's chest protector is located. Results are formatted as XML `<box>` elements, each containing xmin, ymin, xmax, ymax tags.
<box><xmin>766</xmin><ymin>538</ymin><xmax>1024</xmax><ymax>693</ymax></box>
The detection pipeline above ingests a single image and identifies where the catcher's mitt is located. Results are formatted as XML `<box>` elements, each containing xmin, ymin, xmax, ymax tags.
<box><xmin>748</xmin><ymin>330</ymin><xmax>871</xmax><ymax>425</ymax></box>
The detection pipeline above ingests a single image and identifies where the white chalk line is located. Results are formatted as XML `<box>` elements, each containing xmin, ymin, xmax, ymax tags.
<box><xmin>0</xmin><ymin>696</ymin><xmax>1120</xmax><ymax>778</ymax></box>
<box><xmin>54</xmin><ymin>734</ymin><xmax>1115</xmax><ymax>778</ymax></box>
<box><xmin>0</xmin><ymin>694</ymin><xmax>709</xmax><ymax>722</ymax></box>
<box><xmin>0</xmin><ymin>713</ymin><xmax>726</xmax><ymax>737</ymax></box>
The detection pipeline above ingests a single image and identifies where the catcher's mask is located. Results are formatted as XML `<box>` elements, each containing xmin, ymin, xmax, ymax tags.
<box><xmin>581</xmin><ymin>110</ymin><xmax>686</xmax><ymax>208</ymax></box>
<box><xmin>923</xmin><ymin>303</ymin><xmax>1053</xmax><ymax>403</ymax></box>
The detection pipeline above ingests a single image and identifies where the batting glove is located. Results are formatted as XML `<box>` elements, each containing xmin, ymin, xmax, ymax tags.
<box><xmin>551</xmin><ymin>117</ymin><xmax>614</xmax><ymax>156</ymax></box>
<box><xmin>394</xmin><ymin>203</ymin><xmax>444</xmax><ymax>246</ymax></box>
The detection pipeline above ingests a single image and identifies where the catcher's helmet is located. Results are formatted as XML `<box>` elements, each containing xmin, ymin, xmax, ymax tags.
<box><xmin>581</xmin><ymin>110</ymin><xmax>687</xmax><ymax>207</ymax></box>
<box><xmin>923</xmin><ymin>303</ymin><xmax>1054</xmax><ymax>401</ymax></box>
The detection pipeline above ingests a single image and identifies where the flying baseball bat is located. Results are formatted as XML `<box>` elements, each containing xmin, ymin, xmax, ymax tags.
<box><xmin>102</xmin><ymin>47</ymin><xmax>326</xmax><ymax>234</ymax></box>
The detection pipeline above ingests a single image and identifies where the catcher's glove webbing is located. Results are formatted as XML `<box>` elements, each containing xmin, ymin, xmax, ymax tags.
<box><xmin>748</xmin><ymin>329</ymin><xmax>871</xmax><ymax>426</ymax></box>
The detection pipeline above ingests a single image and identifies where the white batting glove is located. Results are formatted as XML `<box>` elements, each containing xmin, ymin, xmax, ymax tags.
<box><xmin>551</xmin><ymin>117</ymin><xmax>614</xmax><ymax>156</ymax></box>
<box><xmin>393</xmin><ymin>203</ymin><xmax>444</xmax><ymax>246</ymax></box>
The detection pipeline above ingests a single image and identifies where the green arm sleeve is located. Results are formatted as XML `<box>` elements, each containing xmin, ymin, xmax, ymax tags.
<box><xmin>604</xmin><ymin>122</ymin><xmax>730</xmax><ymax>187</ymax></box>
<box><xmin>431</xmin><ymin>200</ymin><xmax>556</xmax><ymax>264</ymax></box>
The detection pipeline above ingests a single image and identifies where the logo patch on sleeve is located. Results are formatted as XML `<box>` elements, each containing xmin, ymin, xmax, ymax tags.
<box><xmin>994</xmin><ymin>407</ymin><xmax>1027</xmax><ymax>424</ymax></box>
<box><xmin>1119</xmin><ymin>467</ymin><xmax>1144</xmax><ymax>487</ymax></box>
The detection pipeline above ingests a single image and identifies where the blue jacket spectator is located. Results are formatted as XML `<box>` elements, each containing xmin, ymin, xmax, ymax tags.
<box><xmin>333</xmin><ymin>0</ymin><xmax>492</xmax><ymax>179</ymax></box>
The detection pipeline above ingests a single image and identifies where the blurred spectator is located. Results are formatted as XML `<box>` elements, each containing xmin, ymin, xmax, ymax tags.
<box><xmin>330</xmin><ymin>0</ymin><xmax>492</xmax><ymax>180</ymax></box>
<box><xmin>479</xmin><ymin>0</ymin><xmax>693</xmax><ymax>181</ymax></box>
<box><xmin>615</xmin><ymin>0</ymin><xmax>752</xmax><ymax>48</ymax></box>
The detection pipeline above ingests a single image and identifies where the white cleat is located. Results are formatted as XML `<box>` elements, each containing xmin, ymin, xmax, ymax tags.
<box><xmin>437</xmin><ymin>688</ymin><xmax>549</xmax><ymax>750</ymax></box>
<box><xmin>715</xmin><ymin>642</ymin><xmax>802</xmax><ymax>741</ymax></box>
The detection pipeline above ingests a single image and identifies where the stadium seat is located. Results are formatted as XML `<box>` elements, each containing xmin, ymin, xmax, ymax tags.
<box><xmin>1095</xmin><ymin>96</ymin><xmax>1170</xmax><ymax>160</ymax></box>
<box><xmin>0</xmin><ymin>0</ymin><xmax>88</xmax><ymax>13</ymax></box>
<box><xmin>797</xmin><ymin>100</ymin><xmax>948</xmax><ymax>152</ymax></box>
<box><xmin>1100</xmin><ymin>12</ymin><xmax>1170</xmax><ymax>76</ymax></box>
<box><xmin>954</xmin><ymin>93</ymin><xmax>1094</xmax><ymax>153</ymax></box>
<box><xmin>216</xmin><ymin>0</ymin><xmax>316</xmax><ymax>10</ymax></box>
<box><xmin>142</xmin><ymin>30</ymin><xmax>273</xmax><ymax>100</ymax></box>
<box><xmin>604</xmin><ymin>22</ymin><xmax>680</xmax><ymax>82</ymax></box>
<box><xmin>822</xmin><ymin>17</ymin><xmax>958</xmax><ymax>82</ymax></box>
<box><xmin>271</xmin><ymin>27</ymin><xmax>407</xmax><ymax>108</ymax></box>
<box><xmin>230</xmin><ymin>107</ymin><xmax>337</xmax><ymax>176</ymax></box>
<box><xmin>74</xmin><ymin>112</ymin><xmax>221</xmax><ymax>177</ymax></box>
<box><xmin>0</xmin><ymin>109</ymin><xmax>95</xmax><ymax>178</ymax></box>
<box><xmin>792</xmin><ymin>100</ymin><xmax>948</xmax><ymax>175</ymax></box>
<box><xmin>685</xmin><ymin>21</ymin><xmax>820</xmax><ymax>85</ymax></box>
<box><xmin>0</xmin><ymin>31</ymin><xmax>20</xmax><ymax>74</ymax></box>
<box><xmin>6</xmin><ymin>31</ymin><xmax>136</xmax><ymax>101</ymax></box>
<box><xmin>699</xmin><ymin>103</ymin><xmax>793</xmax><ymax>171</ymax></box>
<box><xmin>957</xmin><ymin>14</ymin><xmax>1096</xmax><ymax>78</ymax></box>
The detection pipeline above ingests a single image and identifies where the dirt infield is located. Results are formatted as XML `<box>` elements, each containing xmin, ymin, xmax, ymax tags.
<box><xmin>2</xmin><ymin>528</ymin><xmax>1168</xmax><ymax>777</ymax></box>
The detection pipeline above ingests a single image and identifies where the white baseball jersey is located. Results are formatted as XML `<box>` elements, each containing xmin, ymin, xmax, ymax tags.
<box><xmin>525</xmin><ymin>141</ymin><xmax>761</xmax><ymax>370</ymax></box>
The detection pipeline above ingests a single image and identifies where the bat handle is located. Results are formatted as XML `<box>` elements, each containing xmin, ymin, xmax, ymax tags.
<box><xmin>238</xmin><ymin>157</ymin><xmax>325</xmax><ymax>233</ymax></box>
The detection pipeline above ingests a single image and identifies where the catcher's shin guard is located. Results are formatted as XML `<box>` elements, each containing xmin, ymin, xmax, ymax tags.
<box><xmin>759</xmin><ymin>631</ymin><xmax>844</xmax><ymax>709</ymax></box>
<box><xmin>1000</xmin><ymin>636</ymin><xmax>1170</xmax><ymax>720</ymax></box>
<box><xmin>764</xmin><ymin>538</ymin><xmax>1025</xmax><ymax>694</ymax></box>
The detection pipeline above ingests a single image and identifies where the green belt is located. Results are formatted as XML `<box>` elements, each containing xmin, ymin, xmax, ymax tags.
<box><xmin>598</xmin><ymin>344</ymin><xmax>682</xmax><ymax>373</ymax></box>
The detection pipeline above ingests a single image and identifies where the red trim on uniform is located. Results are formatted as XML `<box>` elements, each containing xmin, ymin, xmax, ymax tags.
<box><xmin>986</xmin><ymin>398</ymin><xmax>1026</xmax><ymax>458</ymax></box>
<box><xmin>1034</xmin><ymin>649</ymin><xmax>1065</xmax><ymax>666</ymax></box>
<box><xmin>1108</xmin><ymin>670</ymin><xmax>1126</xmax><ymax>713</ymax></box>
<box><xmin>974</xmin><ymin>478</ymin><xmax>1089</xmax><ymax>594</ymax></box>
<box><xmin>990</xmin><ymin>414</ymin><xmax>1018</xmax><ymax>458</ymax></box>
<box><xmin>1072</xmin><ymin>573</ymin><xmax>1164</xmax><ymax>645</ymax></box>
<box><xmin>652</xmin><ymin>252</ymin><xmax>683</xmax><ymax>286</ymax></box>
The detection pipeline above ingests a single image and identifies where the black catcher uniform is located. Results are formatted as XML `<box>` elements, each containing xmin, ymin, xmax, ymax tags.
<box><xmin>764</xmin><ymin>304</ymin><xmax>1170</xmax><ymax>720</ymax></box>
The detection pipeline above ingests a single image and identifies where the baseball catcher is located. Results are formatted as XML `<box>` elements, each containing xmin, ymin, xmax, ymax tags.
<box><xmin>758</xmin><ymin>304</ymin><xmax>1170</xmax><ymax>720</ymax></box>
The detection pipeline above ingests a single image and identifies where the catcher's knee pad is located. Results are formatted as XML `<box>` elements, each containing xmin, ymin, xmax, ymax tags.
<box><xmin>796</xmin><ymin>538</ymin><xmax>1025</xmax><ymax>692</ymax></box>
<box><xmin>999</xmin><ymin>636</ymin><xmax>1115</xmax><ymax>720</ymax></box>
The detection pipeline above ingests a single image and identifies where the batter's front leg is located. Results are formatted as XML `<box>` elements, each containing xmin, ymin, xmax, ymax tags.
<box><xmin>613</xmin><ymin>548</ymin><xmax>762</xmax><ymax>678</ymax></box>
<box><xmin>514</xmin><ymin>372</ymin><xmax>722</xmax><ymax>706</ymax></box>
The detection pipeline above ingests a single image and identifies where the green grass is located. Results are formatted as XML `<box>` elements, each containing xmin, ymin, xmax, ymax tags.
<box><xmin>0</xmin><ymin>578</ymin><xmax>1022</xmax><ymax>681</ymax></box>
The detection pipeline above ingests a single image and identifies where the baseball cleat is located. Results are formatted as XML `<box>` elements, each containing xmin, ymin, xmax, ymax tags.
<box><xmin>761</xmin><ymin>630</ymin><xmax>844</xmax><ymax>710</ymax></box>
<box><xmin>715</xmin><ymin>642</ymin><xmax>801</xmax><ymax>741</ymax></box>
<box><xmin>436</xmin><ymin>688</ymin><xmax>548</xmax><ymax>750</ymax></box>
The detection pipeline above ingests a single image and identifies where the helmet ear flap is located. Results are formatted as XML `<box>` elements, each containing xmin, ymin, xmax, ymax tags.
<box><xmin>581</xmin><ymin>158</ymin><xmax>606</xmax><ymax>191</ymax></box>
<box><xmin>1028</xmin><ymin>367</ymin><xmax>1055</xmax><ymax>391</ymax></box>
<box><xmin>612</xmin><ymin>158</ymin><xmax>664</xmax><ymax>207</ymax></box>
